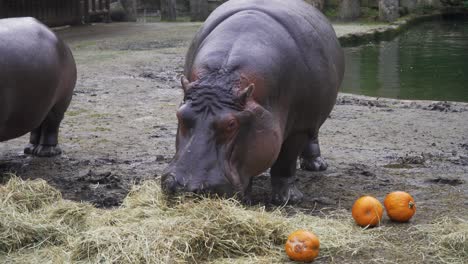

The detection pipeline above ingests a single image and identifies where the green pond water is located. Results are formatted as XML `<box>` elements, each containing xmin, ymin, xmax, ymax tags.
<box><xmin>342</xmin><ymin>18</ymin><xmax>468</xmax><ymax>102</ymax></box>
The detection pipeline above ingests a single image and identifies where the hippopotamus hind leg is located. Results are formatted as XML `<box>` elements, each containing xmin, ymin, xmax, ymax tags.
<box><xmin>300</xmin><ymin>137</ymin><xmax>328</xmax><ymax>171</ymax></box>
<box><xmin>23</xmin><ymin>126</ymin><xmax>42</xmax><ymax>154</ymax></box>
<box><xmin>24</xmin><ymin>105</ymin><xmax>67</xmax><ymax>157</ymax></box>
<box><xmin>270</xmin><ymin>133</ymin><xmax>308</xmax><ymax>205</ymax></box>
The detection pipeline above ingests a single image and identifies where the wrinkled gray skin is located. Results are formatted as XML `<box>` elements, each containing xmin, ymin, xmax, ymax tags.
<box><xmin>162</xmin><ymin>0</ymin><xmax>344</xmax><ymax>204</ymax></box>
<box><xmin>0</xmin><ymin>17</ymin><xmax>77</xmax><ymax>157</ymax></box>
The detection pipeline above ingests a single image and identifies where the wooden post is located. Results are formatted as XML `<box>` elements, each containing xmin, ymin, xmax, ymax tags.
<box><xmin>84</xmin><ymin>0</ymin><xmax>90</xmax><ymax>23</ymax></box>
<box><xmin>189</xmin><ymin>0</ymin><xmax>209</xmax><ymax>22</ymax></box>
<box><xmin>105</xmin><ymin>0</ymin><xmax>111</xmax><ymax>23</ymax></box>
<box><xmin>0</xmin><ymin>0</ymin><xmax>4</xmax><ymax>18</ymax></box>
<box><xmin>73</xmin><ymin>0</ymin><xmax>83</xmax><ymax>25</ymax></box>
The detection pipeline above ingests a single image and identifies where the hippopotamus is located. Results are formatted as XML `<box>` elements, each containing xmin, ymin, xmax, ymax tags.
<box><xmin>162</xmin><ymin>0</ymin><xmax>344</xmax><ymax>204</ymax></box>
<box><xmin>0</xmin><ymin>17</ymin><xmax>76</xmax><ymax>157</ymax></box>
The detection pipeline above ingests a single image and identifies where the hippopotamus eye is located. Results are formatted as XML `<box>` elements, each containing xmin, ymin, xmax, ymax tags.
<box><xmin>228</xmin><ymin>119</ymin><xmax>237</xmax><ymax>130</ymax></box>
<box><xmin>223</xmin><ymin>118</ymin><xmax>238</xmax><ymax>133</ymax></box>
<box><xmin>176</xmin><ymin>106</ymin><xmax>195</xmax><ymax>134</ymax></box>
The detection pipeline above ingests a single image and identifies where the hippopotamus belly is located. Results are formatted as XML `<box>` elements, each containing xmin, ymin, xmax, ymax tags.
<box><xmin>0</xmin><ymin>17</ymin><xmax>76</xmax><ymax>156</ymax></box>
<box><xmin>162</xmin><ymin>0</ymin><xmax>344</xmax><ymax>204</ymax></box>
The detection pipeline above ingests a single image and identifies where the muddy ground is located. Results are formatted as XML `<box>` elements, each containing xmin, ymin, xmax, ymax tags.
<box><xmin>0</xmin><ymin>22</ymin><xmax>467</xmax><ymax>262</ymax></box>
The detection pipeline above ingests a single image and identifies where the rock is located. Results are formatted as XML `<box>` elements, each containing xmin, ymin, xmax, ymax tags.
<box><xmin>111</xmin><ymin>0</ymin><xmax>137</xmax><ymax>22</ymax></box>
<box><xmin>120</xmin><ymin>0</ymin><xmax>138</xmax><ymax>22</ymax></box>
<box><xmin>110</xmin><ymin>2</ymin><xmax>126</xmax><ymax>22</ymax></box>
<box><xmin>399</xmin><ymin>6</ymin><xmax>409</xmax><ymax>16</ymax></box>
<box><xmin>338</xmin><ymin>0</ymin><xmax>361</xmax><ymax>21</ymax></box>
<box><xmin>379</xmin><ymin>0</ymin><xmax>399</xmax><ymax>22</ymax></box>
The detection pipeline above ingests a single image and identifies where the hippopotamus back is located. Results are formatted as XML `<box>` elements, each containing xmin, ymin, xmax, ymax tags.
<box><xmin>186</xmin><ymin>0</ymin><xmax>343</xmax><ymax>133</ymax></box>
<box><xmin>163</xmin><ymin>0</ymin><xmax>344</xmax><ymax>204</ymax></box>
<box><xmin>186</xmin><ymin>0</ymin><xmax>344</xmax><ymax>84</ymax></box>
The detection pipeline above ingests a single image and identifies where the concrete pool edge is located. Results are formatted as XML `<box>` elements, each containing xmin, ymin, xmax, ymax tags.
<box><xmin>337</xmin><ymin>92</ymin><xmax>468</xmax><ymax>111</ymax></box>
<box><xmin>339</xmin><ymin>9</ymin><xmax>468</xmax><ymax>47</ymax></box>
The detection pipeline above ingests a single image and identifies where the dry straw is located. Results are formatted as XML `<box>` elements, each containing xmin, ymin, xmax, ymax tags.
<box><xmin>0</xmin><ymin>177</ymin><xmax>466</xmax><ymax>263</ymax></box>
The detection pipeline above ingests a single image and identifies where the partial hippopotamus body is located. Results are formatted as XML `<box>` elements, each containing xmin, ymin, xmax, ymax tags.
<box><xmin>162</xmin><ymin>0</ymin><xmax>344</xmax><ymax>204</ymax></box>
<box><xmin>0</xmin><ymin>17</ymin><xmax>76</xmax><ymax>156</ymax></box>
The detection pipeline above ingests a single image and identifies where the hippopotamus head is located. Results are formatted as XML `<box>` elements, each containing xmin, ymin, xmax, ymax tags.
<box><xmin>161</xmin><ymin>74</ymin><xmax>281</xmax><ymax>199</ymax></box>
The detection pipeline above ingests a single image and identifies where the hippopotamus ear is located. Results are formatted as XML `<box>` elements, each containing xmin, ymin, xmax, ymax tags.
<box><xmin>237</xmin><ymin>83</ymin><xmax>255</xmax><ymax>105</ymax></box>
<box><xmin>181</xmin><ymin>76</ymin><xmax>191</xmax><ymax>94</ymax></box>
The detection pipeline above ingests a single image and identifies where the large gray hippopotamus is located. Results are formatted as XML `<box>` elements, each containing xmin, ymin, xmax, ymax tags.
<box><xmin>162</xmin><ymin>0</ymin><xmax>344</xmax><ymax>204</ymax></box>
<box><xmin>0</xmin><ymin>18</ymin><xmax>76</xmax><ymax>157</ymax></box>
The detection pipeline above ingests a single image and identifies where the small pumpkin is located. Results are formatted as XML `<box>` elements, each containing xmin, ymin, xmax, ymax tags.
<box><xmin>384</xmin><ymin>191</ymin><xmax>416</xmax><ymax>222</ymax></box>
<box><xmin>285</xmin><ymin>230</ymin><xmax>320</xmax><ymax>262</ymax></box>
<box><xmin>351</xmin><ymin>195</ymin><xmax>383</xmax><ymax>227</ymax></box>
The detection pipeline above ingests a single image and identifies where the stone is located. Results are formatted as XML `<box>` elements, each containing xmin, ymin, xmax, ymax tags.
<box><xmin>379</xmin><ymin>0</ymin><xmax>399</xmax><ymax>22</ymax></box>
<box><xmin>120</xmin><ymin>0</ymin><xmax>138</xmax><ymax>22</ymax></box>
<box><xmin>110</xmin><ymin>0</ymin><xmax>137</xmax><ymax>22</ymax></box>
<box><xmin>110</xmin><ymin>2</ymin><xmax>126</xmax><ymax>22</ymax></box>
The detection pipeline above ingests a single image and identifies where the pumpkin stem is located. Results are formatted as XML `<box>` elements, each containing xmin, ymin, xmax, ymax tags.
<box><xmin>408</xmin><ymin>201</ymin><xmax>415</xmax><ymax>209</ymax></box>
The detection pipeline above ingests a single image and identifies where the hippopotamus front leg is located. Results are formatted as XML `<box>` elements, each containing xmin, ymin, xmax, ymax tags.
<box><xmin>300</xmin><ymin>137</ymin><xmax>328</xmax><ymax>171</ymax></box>
<box><xmin>270</xmin><ymin>133</ymin><xmax>308</xmax><ymax>205</ymax></box>
<box><xmin>24</xmin><ymin>107</ymin><xmax>66</xmax><ymax>157</ymax></box>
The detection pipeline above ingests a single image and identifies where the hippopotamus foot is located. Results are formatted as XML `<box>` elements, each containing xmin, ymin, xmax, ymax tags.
<box><xmin>23</xmin><ymin>110</ymin><xmax>64</xmax><ymax>157</ymax></box>
<box><xmin>24</xmin><ymin>143</ymin><xmax>62</xmax><ymax>157</ymax></box>
<box><xmin>24</xmin><ymin>127</ymin><xmax>41</xmax><ymax>155</ymax></box>
<box><xmin>23</xmin><ymin>143</ymin><xmax>36</xmax><ymax>155</ymax></box>
<box><xmin>32</xmin><ymin>145</ymin><xmax>62</xmax><ymax>157</ymax></box>
<box><xmin>271</xmin><ymin>179</ymin><xmax>304</xmax><ymax>205</ymax></box>
<box><xmin>300</xmin><ymin>137</ymin><xmax>328</xmax><ymax>171</ymax></box>
<box><xmin>300</xmin><ymin>156</ymin><xmax>328</xmax><ymax>171</ymax></box>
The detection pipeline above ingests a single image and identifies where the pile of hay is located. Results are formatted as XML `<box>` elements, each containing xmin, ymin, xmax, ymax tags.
<box><xmin>0</xmin><ymin>177</ymin><xmax>466</xmax><ymax>263</ymax></box>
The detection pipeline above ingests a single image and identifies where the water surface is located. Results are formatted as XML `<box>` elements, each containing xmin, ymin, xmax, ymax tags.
<box><xmin>342</xmin><ymin>18</ymin><xmax>468</xmax><ymax>102</ymax></box>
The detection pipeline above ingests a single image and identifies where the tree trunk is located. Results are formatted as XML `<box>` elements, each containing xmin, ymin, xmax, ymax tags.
<box><xmin>161</xmin><ymin>0</ymin><xmax>177</xmax><ymax>21</ymax></box>
<box><xmin>190</xmin><ymin>0</ymin><xmax>209</xmax><ymax>21</ymax></box>
<box><xmin>339</xmin><ymin>0</ymin><xmax>361</xmax><ymax>21</ymax></box>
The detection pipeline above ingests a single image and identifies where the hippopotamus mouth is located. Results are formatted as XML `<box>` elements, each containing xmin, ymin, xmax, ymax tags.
<box><xmin>161</xmin><ymin>132</ymin><xmax>245</xmax><ymax>198</ymax></box>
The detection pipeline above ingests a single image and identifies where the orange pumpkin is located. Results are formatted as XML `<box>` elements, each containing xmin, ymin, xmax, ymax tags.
<box><xmin>285</xmin><ymin>230</ymin><xmax>320</xmax><ymax>262</ymax></box>
<box><xmin>351</xmin><ymin>196</ymin><xmax>383</xmax><ymax>227</ymax></box>
<box><xmin>384</xmin><ymin>191</ymin><xmax>416</xmax><ymax>222</ymax></box>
